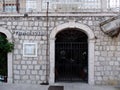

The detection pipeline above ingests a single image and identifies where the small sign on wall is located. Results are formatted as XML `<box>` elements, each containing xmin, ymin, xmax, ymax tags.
<box><xmin>23</xmin><ymin>43</ymin><xmax>37</xmax><ymax>57</ymax></box>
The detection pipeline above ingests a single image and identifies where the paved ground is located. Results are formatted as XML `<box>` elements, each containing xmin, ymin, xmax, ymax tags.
<box><xmin>61</xmin><ymin>83</ymin><xmax>119</xmax><ymax>90</ymax></box>
<box><xmin>0</xmin><ymin>82</ymin><xmax>119</xmax><ymax>90</ymax></box>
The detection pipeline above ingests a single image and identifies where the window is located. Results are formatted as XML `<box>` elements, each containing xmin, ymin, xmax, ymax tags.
<box><xmin>26</xmin><ymin>0</ymin><xmax>37</xmax><ymax>12</ymax></box>
<box><xmin>106</xmin><ymin>0</ymin><xmax>120</xmax><ymax>12</ymax></box>
<box><xmin>107</xmin><ymin>0</ymin><xmax>120</xmax><ymax>9</ymax></box>
<box><xmin>4</xmin><ymin>4</ymin><xmax>16</xmax><ymax>12</ymax></box>
<box><xmin>41</xmin><ymin>0</ymin><xmax>101</xmax><ymax>10</ymax></box>
<box><xmin>2</xmin><ymin>0</ymin><xmax>20</xmax><ymax>13</ymax></box>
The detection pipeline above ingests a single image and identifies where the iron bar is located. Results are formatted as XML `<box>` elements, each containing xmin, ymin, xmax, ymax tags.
<box><xmin>55</xmin><ymin>42</ymin><xmax>88</xmax><ymax>82</ymax></box>
<box><xmin>46</xmin><ymin>1</ymin><xmax>49</xmax><ymax>84</ymax></box>
<box><xmin>3</xmin><ymin>0</ymin><xmax>5</xmax><ymax>12</ymax></box>
<box><xmin>16</xmin><ymin>0</ymin><xmax>19</xmax><ymax>13</ymax></box>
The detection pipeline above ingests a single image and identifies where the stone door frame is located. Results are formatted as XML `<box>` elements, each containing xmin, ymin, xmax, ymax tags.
<box><xmin>0</xmin><ymin>27</ymin><xmax>13</xmax><ymax>83</ymax></box>
<box><xmin>49</xmin><ymin>22</ymin><xmax>95</xmax><ymax>85</ymax></box>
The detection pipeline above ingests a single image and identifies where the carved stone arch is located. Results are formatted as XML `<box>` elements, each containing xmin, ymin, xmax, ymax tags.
<box><xmin>49</xmin><ymin>22</ymin><xmax>95</xmax><ymax>85</ymax></box>
<box><xmin>50</xmin><ymin>22</ymin><xmax>94</xmax><ymax>40</ymax></box>
<box><xmin>0</xmin><ymin>27</ymin><xmax>13</xmax><ymax>83</ymax></box>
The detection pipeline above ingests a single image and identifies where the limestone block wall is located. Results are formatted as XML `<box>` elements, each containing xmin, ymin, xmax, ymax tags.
<box><xmin>0</xmin><ymin>16</ymin><xmax>120</xmax><ymax>85</ymax></box>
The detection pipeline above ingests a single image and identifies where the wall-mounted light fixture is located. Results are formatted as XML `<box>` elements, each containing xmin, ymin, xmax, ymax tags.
<box><xmin>100</xmin><ymin>15</ymin><xmax>120</xmax><ymax>37</ymax></box>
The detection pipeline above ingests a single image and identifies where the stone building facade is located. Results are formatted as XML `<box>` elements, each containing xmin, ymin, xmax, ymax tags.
<box><xmin>0</xmin><ymin>14</ymin><xmax>120</xmax><ymax>85</ymax></box>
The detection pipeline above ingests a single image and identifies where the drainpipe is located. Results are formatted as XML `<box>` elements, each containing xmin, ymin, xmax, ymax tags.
<box><xmin>16</xmin><ymin>0</ymin><xmax>20</xmax><ymax>13</ymax></box>
<box><xmin>41</xmin><ymin>2</ymin><xmax>49</xmax><ymax>85</ymax></box>
<box><xmin>46</xmin><ymin>2</ymin><xmax>49</xmax><ymax>85</ymax></box>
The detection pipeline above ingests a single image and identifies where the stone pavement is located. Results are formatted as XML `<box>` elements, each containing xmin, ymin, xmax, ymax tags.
<box><xmin>0</xmin><ymin>82</ymin><xmax>119</xmax><ymax>90</ymax></box>
<box><xmin>59</xmin><ymin>83</ymin><xmax>119</xmax><ymax>90</ymax></box>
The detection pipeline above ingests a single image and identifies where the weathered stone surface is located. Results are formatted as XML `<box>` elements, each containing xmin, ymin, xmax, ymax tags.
<box><xmin>1</xmin><ymin>16</ymin><xmax>120</xmax><ymax>85</ymax></box>
<box><xmin>28</xmin><ymin>65</ymin><xmax>34</xmax><ymax>70</ymax></box>
<box><xmin>20</xmin><ymin>70</ymin><xmax>26</xmax><ymax>75</ymax></box>
<box><xmin>22</xmin><ymin>65</ymin><xmax>27</xmax><ymax>70</ymax></box>
<box><xmin>22</xmin><ymin>75</ymin><xmax>29</xmax><ymax>80</ymax></box>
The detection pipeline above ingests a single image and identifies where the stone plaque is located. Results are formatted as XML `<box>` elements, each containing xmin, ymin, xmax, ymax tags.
<box><xmin>23</xmin><ymin>43</ymin><xmax>37</xmax><ymax>57</ymax></box>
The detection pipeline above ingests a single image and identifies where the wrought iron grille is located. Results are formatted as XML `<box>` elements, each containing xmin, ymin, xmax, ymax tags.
<box><xmin>55</xmin><ymin>29</ymin><xmax>88</xmax><ymax>82</ymax></box>
<box><xmin>55</xmin><ymin>42</ymin><xmax>88</xmax><ymax>82</ymax></box>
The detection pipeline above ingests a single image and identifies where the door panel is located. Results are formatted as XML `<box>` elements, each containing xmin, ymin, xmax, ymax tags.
<box><xmin>55</xmin><ymin>42</ymin><xmax>88</xmax><ymax>82</ymax></box>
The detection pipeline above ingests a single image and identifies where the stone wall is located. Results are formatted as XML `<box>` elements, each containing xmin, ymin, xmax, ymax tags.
<box><xmin>0</xmin><ymin>16</ymin><xmax>120</xmax><ymax>85</ymax></box>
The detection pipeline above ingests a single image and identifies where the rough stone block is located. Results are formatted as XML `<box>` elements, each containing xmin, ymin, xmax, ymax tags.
<box><xmin>21</xmin><ymin>61</ymin><xmax>26</xmax><ymax>64</ymax></box>
<box><xmin>39</xmin><ymin>70</ymin><xmax>43</xmax><ymax>75</ymax></box>
<box><xmin>14</xmin><ymin>61</ymin><xmax>20</xmax><ymax>64</ymax></box>
<box><xmin>13</xmin><ymin>65</ymin><xmax>17</xmax><ymax>69</ymax></box>
<box><xmin>36</xmin><ymin>75</ymin><xmax>40</xmax><ymax>80</ymax></box>
<box><xmin>109</xmin><ymin>61</ymin><xmax>114</xmax><ymax>65</ymax></box>
<box><xmin>95</xmin><ymin>72</ymin><xmax>101</xmax><ymax>76</ymax></box>
<box><xmin>33</xmin><ymin>27</ymin><xmax>38</xmax><ymax>30</ymax></box>
<box><xmin>13</xmin><ymin>22</ymin><xmax>17</xmax><ymax>25</ymax></box>
<box><xmin>101</xmin><ymin>51</ymin><xmax>107</xmax><ymax>56</ymax></box>
<box><xmin>31</xmin><ymin>70</ymin><xmax>37</xmax><ymax>75</ymax></box>
<box><xmin>110</xmin><ymin>46</ymin><xmax>116</xmax><ymax>51</ymax></box>
<box><xmin>95</xmin><ymin>51</ymin><xmax>100</xmax><ymax>56</ymax></box>
<box><xmin>22</xmin><ymin>75</ymin><xmax>29</xmax><ymax>80</ymax></box>
<box><xmin>42</xmin><ymin>65</ymin><xmax>46</xmax><ymax>70</ymax></box>
<box><xmin>108</xmin><ymin>51</ymin><xmax>114</xmax><ymax>57</ymax></box>
<box><xmin>0</xmin><ymin>21</ymin><xmax>5</xmax><ymax>25</ymax></box>
<box><xmin>35</xmin><ymin>65</ymin><xmax>40</xmax><ymax>70</ymax></box>
<box><xmin>39</xmin><ymin>22</ymin><xmax>43</xmax><ymax>26</ymax></box>
<box><xmin>32</xmin><ymin>61</ymin><xmax>37</xmax><ymax>65</ymax></box>
<box><xmin>97</xmin><ymin>77</ymin><xmax>102</xmax><ymax>80</ymax></box>
<box><xmin>7</xmin><ymin>22</ymin><xmax>11</xmax><ymax>25</ymax></box>
<box><xmin>20</xmin><ymin>70</ymin><xmax>25</xmax><ymax>75</ymax></box>
<box><xmin>99</xmin><ymin>57</ymin><xmax>105</xmax><ymax>61</ymax></box>
<box><xmin>14</xmin><ymin>75</ymin><xmax>20</xmax><ymax>80</ymax></box>
<box><xmin>22</xmin><ymin>65</ymin><xmax>27</xmax><ymax>70</ymax></box>
<box><xmin>35</xmin><ymin>22</ymin><xmax>39</xmax><ymax>26</ymax></box>
<box><xmin>26</xmin><ymin>70</ymin><xmax>30</xmax><ymax>74</ymax></box>
<box><xmin>42</xmin><ymin>36</ymin><xmax>47</xmax><ymax>40</ymax></box>
<box><xmin>16</xmin><ymin>55</ymin><xmax>22</xmax><ymax>60</ymax></box>
<box><xmin>28</xmin><ymin>65</ymin><xmax>34</xmax><ymax>69</ymax></box>
<box><xmin>16</xmin><ymin>26</ymin><xmax>21</xmax><ymax>29</ymax></box>
<box><xmin>41</xmin><ymin>76</ymin><xmax>46</xmax><ymax>80</ymax></box>
<box><xmin>14</xmin><ymin>70</ymin><xmax>20</xmax><ymax>74</ymax></box>
<box><xmin>30</xmin><ymin>76</ymin><xmax>36</xmax><ymax>80</ymax></box>
<box><xmin>26</xmin><ymin>61</ymin><xmax>32</xmax><ymax>64</ymax></box>
<box><xmin>24</xmin><ymin>22</ymin><xmax>29</xmax><ymax>26</ymax></box>
<box><xmin>18</xmin><ymin>22</ymin><xmax>23</xmax><ymax>26</ymax></box>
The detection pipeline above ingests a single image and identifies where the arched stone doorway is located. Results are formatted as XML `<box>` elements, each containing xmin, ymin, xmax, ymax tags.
<box><xmin>0</xmin><ymin>27</ymin><xmax>13</xmax><ymax>83</ymax></box>
<box><xmin>55</xmin><ymin>29</ymin><xmax>88</xmax><ymax>82</ymax></box>
<box><xmin>0</xmin><ymin>33</ymin><xmax>8</xmax><ymax>82</ymax></box>
<box><xmin>49</xmin><ymin>22</ymin><xmax>95</xmax><ymax>85</ymax></box>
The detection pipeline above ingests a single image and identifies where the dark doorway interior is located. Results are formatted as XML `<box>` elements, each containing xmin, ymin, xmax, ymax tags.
<box><xmin>0</xmin><ymin>33</ymin><xmax>7</xmax><ymax>82</ymax></box>
<box><xmin>55</xmin><ymin>28</ymin><xmax>88</xmax><ymax>82</ymax></box>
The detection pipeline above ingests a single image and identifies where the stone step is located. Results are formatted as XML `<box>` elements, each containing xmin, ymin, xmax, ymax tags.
<box><xmin>0</xmin><ymin>83</ymin><xmax>117</xmax><ymax>90</ymax></box>
<box><xmin>0</xmin><ymin>83</ymin><xmax>48</xmax><ymax>90</ymax></box>
<box><xmin>52</xmin><ymin>83</ymin><xmax>117</xmax><ymax>90</ymax></box>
